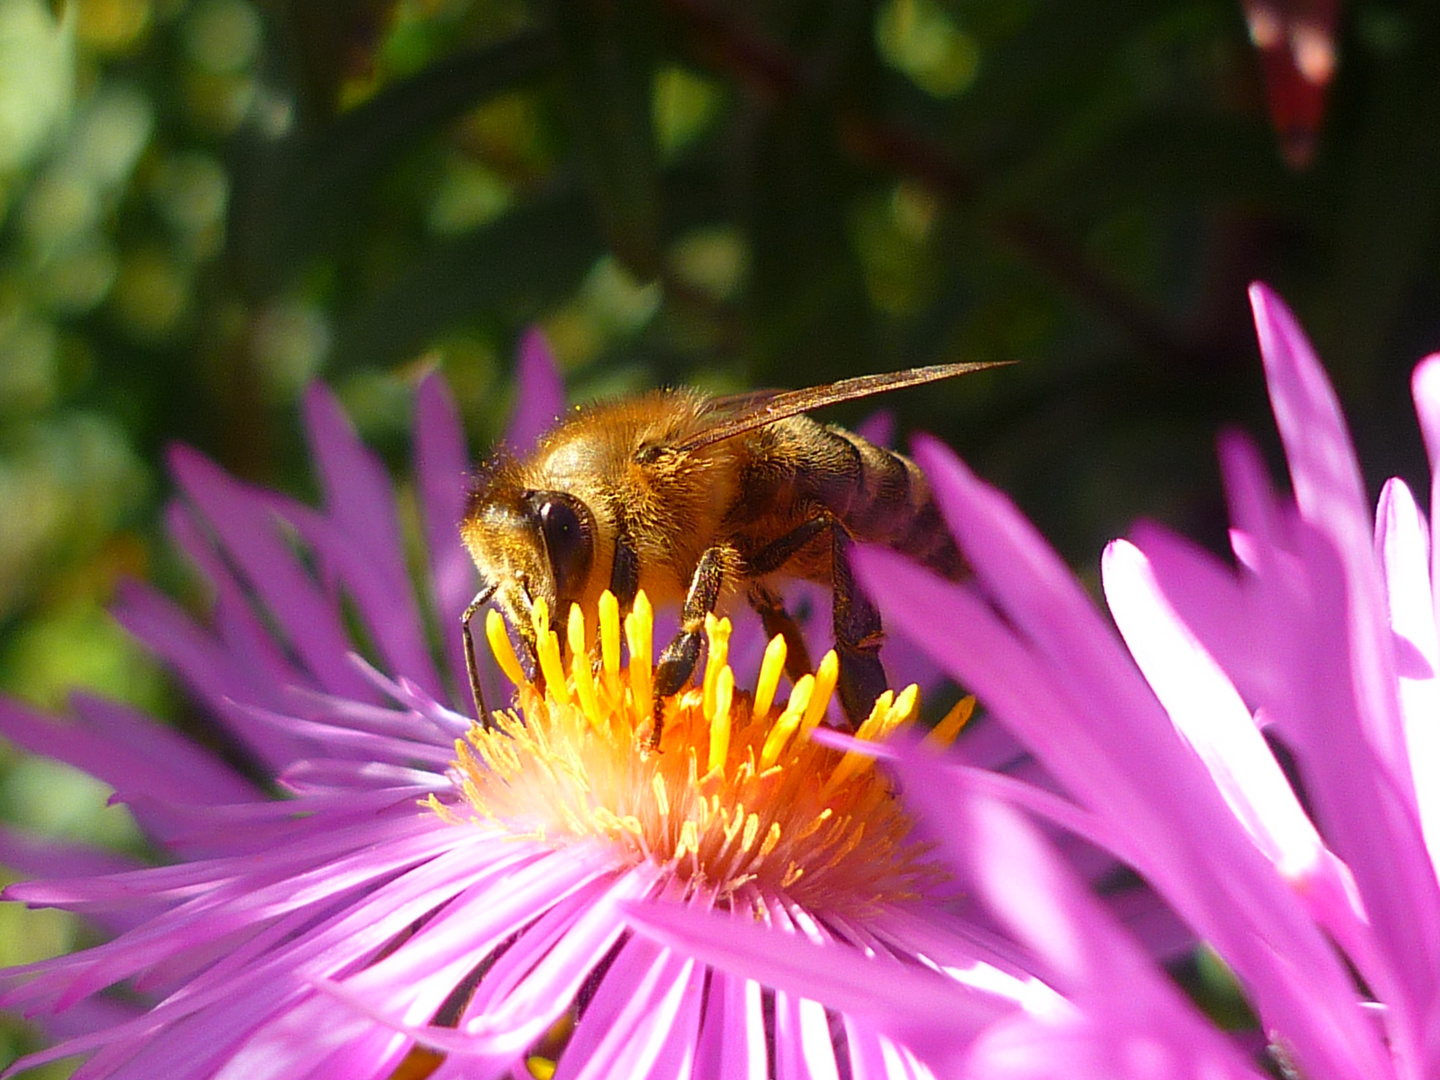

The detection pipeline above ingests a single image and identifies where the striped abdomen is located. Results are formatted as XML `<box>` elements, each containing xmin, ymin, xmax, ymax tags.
<box><xmin>795</xmin><ymin>420</ymin><xmax>966</xmax><ymax>581</ymax></box>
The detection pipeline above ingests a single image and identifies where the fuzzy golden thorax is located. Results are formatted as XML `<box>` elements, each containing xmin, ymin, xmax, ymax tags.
<box><xmin>461</xmin><ymin>391</ymin><xmax>747</xmax><ymax>648</ymax></box>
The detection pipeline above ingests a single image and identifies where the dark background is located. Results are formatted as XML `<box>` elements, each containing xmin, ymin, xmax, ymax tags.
<box><xmin>0</xmin><ymin>0</ymin><xmax>1435</xmax><ymax>1061</ymax></box>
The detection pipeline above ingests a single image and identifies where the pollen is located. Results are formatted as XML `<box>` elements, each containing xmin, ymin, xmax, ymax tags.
<box><xmin>434</xmin><ymin>591</ymin><xmax>967</xmax><ymax>913</ymax></box>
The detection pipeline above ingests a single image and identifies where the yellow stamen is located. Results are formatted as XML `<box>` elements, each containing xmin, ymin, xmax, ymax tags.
<box><xmin>702</xmin><ymin>614</ymin><xmax>731</xmax><ymax>718</ymax></box>
<box><xmin>599</xmin><ymin>590</ymin><xmax>621</xmax><ymax>678</ymax></box>
<box><xmin>753</xmin><ymin>634</ymin><xmax>787</xmax><ymax>720</ymax></box>
<box><xmin>532</xmin><ymin>599</ymin><xmax>571</xmax><ymax>707</ymax></box>
<box><xmin>802</xmin><ymin>651</ymin><xmax>839</xmax><ymax>734</ymax></box>
<box><xmin>758</xmin><ymin>821</ymin><xmax>782</xmax><ymax>860</ymax></box>
<box><xmin>678</xmin><ymin>819</ymin><xmax>699</xmax><ymax>858</ymax></box>
<box><xmin>924</xmin><ymin>695</ymin><xmax>976</xmax><ymax>748</ymax></box>
<box><xmin>447</xmin><ymin>589</ymin><xmax>951</xmax><ymax>915</ymax></box>
<box><xmin>855</xmin><ymin>690</ymin><xmax>896</xmax><ymax>741</ymax></box>
<box><xmin>568</xmin><ymin>604</ymin><xmax>603</xmax><ymax>732</ymax></box>
<box><xmin>881</xmin><ymin>684</ymin><xmax>920</xmax><ymax>737</ymax></box>
<box><xmin>707</xmin><ymin>666</ymin><xmax>733</xmax><ymax>775</ymax></box>
<box><xmin>821</xmin><ymin>690</ymin><xmax>895</xmax><ymax>798</ymax></box>
<box><xmin>625</xmin><ymin>592</ymin><xmax>652</xmax><ymax>711</ymax></box>
<box><xmin>486</xmin><ymin>608</ymin><xmax>525</xmax><ymax>687</ymax></box>
<box><xmin>759</xmin><ymin>675</ymin><xmax>812</xmax><ymax>769</ymax></box>
<box><xmin>741</xmin><ymin>812</ymin><xmax>759</xmax><ymax>854</ymax></box>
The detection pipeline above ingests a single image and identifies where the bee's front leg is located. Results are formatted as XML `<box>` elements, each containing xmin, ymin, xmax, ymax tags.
<box><xmin>648</xmin><ymin>545</ymin><xmax>733</xmax><ymax>752</ymax></box>
<box><xmin>460</xmin><ymin>583</ymin><xmax>496</xmax><ymax>726</ymax></box>
<box><xmin>609</xmin><ymin>525</ymin><xmax>640</xmax><ymax>608</ymax></box>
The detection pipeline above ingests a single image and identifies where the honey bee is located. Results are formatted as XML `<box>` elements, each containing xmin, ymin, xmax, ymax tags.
<box><xmin>459</xmin><ymin>362</ymin><xmax>1004</xmax><ymax>749</ymax></box>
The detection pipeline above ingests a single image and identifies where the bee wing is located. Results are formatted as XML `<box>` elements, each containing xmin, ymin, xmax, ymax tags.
<box><xmin>675</xmin><ymin>361</ymin><xmax>1011</xmax><ymax>453</ymax></box>
<box><xmin>700</xmin><ymin>388</ymin><xmax>783</xmax><ymax>416</ymax></box>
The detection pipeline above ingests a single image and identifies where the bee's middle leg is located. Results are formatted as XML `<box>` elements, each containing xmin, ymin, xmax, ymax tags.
<box><xmin>649</xmin><ymin>545</ymin><xmax>733</xmax><ymax>750</ymax></box>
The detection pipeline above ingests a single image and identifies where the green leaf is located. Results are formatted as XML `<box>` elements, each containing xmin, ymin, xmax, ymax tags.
<box><xmin>229</xmin><ymin>28</ymin><xmax>556</xmax><ymax>294</ymax></box>
<box><xmin>329</xmin><ymin>186</ymin><xmax>603</xmax><ymax>371</ymax></box>
<box><xmin>549</xmin><ymin>0</ymin><xmax>663</xmax><ymax>277</ymax></box>
<box><xmin>329</xmin><ymin>159</ymin><xmax>730</xmax><ymax>372</ymax></box>
<box><xmin>745</xmin><ymin>102</ymin><xmax>877</xmax><ymax>384</ymax></box>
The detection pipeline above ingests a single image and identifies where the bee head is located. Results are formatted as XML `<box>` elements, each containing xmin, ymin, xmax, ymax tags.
<box><xmin>461</xmin><ymin>470</ymin><xmax>596</xmax><ymax>633</ymax></box>
<box><xmin>521</xmin><ymin>489</ymin><xmax>595</xmax><ymax>613</ymax></box>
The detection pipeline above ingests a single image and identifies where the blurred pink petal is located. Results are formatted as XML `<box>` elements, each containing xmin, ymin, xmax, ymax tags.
<box><xmin>505</xmin><ymin>327</ymin><xmax>565</xmax><ymax>452</ymax></box>
<box><xmin>625</xmin><ymin>897</ymin><xmax>1018</xmax><ymax>1075</ymax></box>
<box><xmin>1103</xmin><ymin>538</ymin><xmax>1374</xmax><ymax>972</ymax></box>
<box><xmin>414</xmin><ymin>372</ymin><xmax>482</xmax><ymax>710</ymax></box>
<box><xmin>895</xmin><ymin>742</ymin><xmax>1266</xmax><ymax>1080</ymax></box>
<box><xmin>855</xmin><ymin>438</ymin><xmax>1391</xmax><ymax>1080</ymax></box>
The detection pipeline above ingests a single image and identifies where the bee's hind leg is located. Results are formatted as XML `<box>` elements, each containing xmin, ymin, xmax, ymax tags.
<box><xmin>830</xmin><ymin>529</ymin><xmax>887</xmax><ymax>730</ymax></box>
<box><xmin>649</xmin><ymin>545</ymin><xmax>734</xmax><ymax>752</ymax></box>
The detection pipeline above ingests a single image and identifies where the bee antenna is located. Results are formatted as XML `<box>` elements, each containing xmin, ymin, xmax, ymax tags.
<box><xmin>462</xmin><ymin>581</ymin><xmax>498</xmax><ymax>727</ymax></box>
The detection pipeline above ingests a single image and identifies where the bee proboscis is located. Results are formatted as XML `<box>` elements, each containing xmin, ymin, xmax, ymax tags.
<box><xmin>460</xmin><ymin>361</ymin><xmax>1007</xmax><ymax>749</ymax></box>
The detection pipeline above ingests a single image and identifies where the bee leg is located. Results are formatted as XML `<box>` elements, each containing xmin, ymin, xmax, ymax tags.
<box><xmin>461</xmin><ymin>584</ymin><xmax>497</xmax><ymax>727</ymax></box>
<box><xmin>610</xmin><ymin>526</ymin><xmax>641</xmax><ymax>609</ymax></box>
<box><xmin>649</xmin><ymin>545</ymin><xmax>731</xmax><ymax>752</ymax></box>
<box><xmin>830</xmin><ymin>529</ymin><xmax>887</xmax><ymax>730</ymax></box>
<box><xmin>743</xmin><ymin>514</ymin><xmax>840</xmax><ymax>681</ymax></box>
<box><xmin>745</xmin><ymin>581</ymin><xmax>813</xmax><ymax>683</ymax></box>
<box><xmin>746</xmin><ymin>514</ymin><xmax>833</xmax><ymax>577</ymax></box>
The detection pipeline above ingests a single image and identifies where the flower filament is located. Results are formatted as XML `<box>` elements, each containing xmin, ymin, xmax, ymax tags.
<box><xmin>435</xmin><ymin>591</ymin><xmax>970</xmax><ymax>913</ymax></box>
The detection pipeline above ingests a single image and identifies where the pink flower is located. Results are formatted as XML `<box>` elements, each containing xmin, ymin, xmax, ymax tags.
<box><xmin>0</xmin><ymin>330</ymin><xmax>1018</xmax><ymax>1080</ymax></box>
<box><xmin>1102</xmin><ymin>284</ymin><xmax>1440</xmax><ymax>1078</ymax></box>
<box><xmin>629</xmin><ymin>285</ymin><xmax>1440</xmax><ymax>1079</ymax></box>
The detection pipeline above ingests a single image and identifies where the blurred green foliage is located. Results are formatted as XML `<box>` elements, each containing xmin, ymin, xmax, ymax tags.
<box><xmin>1</xmin><ymin>0</ymin><xmax>1439</xmax><ymax>1058</ymax></box>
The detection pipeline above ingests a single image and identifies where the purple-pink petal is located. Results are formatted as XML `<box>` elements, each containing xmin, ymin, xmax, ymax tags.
<box><xmin>0</xmin><ymin>828</ymin><xmax>142</xmax><ymax>883</ymax></box>
<box><xmin>292</xmin><ymin>383</ymin><xmax>449</xmax><ymax>701</ymax></box>
<box><xmin>888</xmin><ymin>738</ymin><xmax>1269</xmax><ymax>1080</ymax></box>
<box><xmin>1249</xmin><ymin>514</ymin><xmax>1440</xmax><ymax>1066</ymax></box>
<box><xmin>168</xmin><ymin>446</ymin><xmax>378</xmax><ymax>703</ymax></box>
<box><xmin>1374</xmin><ymin>478</ymin><xmax>1440</xmax><ymax>881</ymax></box>
<box><xmin>450</xmin><ymin>862</ymin><xmax>657</xmax><ymax>1053</ymax></box>
<box><xmin>414</xmin><ymin>371</ymin><xmax>484</xmax><ymax>709</ymax></box>
<box><xmin>222</xmin><ymin>852</ymin><xmax>618</xmax><ymax>1080</ymax></box>
<box><xmin>1102</xmin><ymin>538</ymin><xmax>1379</xmax><ymax>974</ymax></box>
<box><xmin>550</xmin><ymin>937</ymin><xmax>698</xmax><ymax>1080</ymax></box>
<box><xmin>1412</xmin><ymin>356</ymin><xmax>1440</xmax><ymax>624</ymax></box>
<box><xmin>1213</xmin><ymin>301</ymin><xmax>1440</xmax><ymax>1067</ymax></box>
<box><xmin>1250</xmin><ymin>284</ymin><xmax>1419</xmax><ymax>852</ymax></box>
<box><xmin>1102</xmin><ymin>541</ymin><xmax>1322</xmax><ymax>869</ymax></box>
<box><xmin>693</xmin><ymin>970</ymin><xmax>766</xmax><ymax>1080</ymax></box>
<box><xmin>0</xmin><ymin>697</ymin><xmax>254</xmax><ymax>850</ymax></box>
<box><xmin>1250</xmin><ymin>292</ymin><xmax>1440</xmax><ymax>1068</ymax></box>
<box><xmin>272</xmin><ymin>494</ymin><xmax>444</xmax><ymax>704</ymax></box>
<box><xmin>110</xmin><ymin>575</ymin><xmax>308</xmax><ymax>771</ymax></box>
<box><xmin>857</xmin><ymin>438</ymin><xmax>1393</xmax><ymax>1080</ymax></box>
<box><xmin>625</xmin><ymin>897</ymin><xmax>1014</xmax><ymax>1074</ymax></box>
<box><xmin>1249</xmin><ymin>284</ymin><xmax>1373</xmax><ymax>572</ymax></box>
<box><xmin>1124</xmin><ymin>512</ymin><xmax>1277</xmax><ymax>714</ymax></box>
<box><xmin>505</xmin><ymin>327</ymin><xmax>566</xmax><ymax>452</ymax></box>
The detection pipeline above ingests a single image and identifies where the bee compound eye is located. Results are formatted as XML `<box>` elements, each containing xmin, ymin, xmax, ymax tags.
<box><xmin>532</xmin><ymin>493</ymin><xmax>594</xmax><ymax>606</ymax></box>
